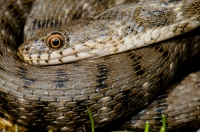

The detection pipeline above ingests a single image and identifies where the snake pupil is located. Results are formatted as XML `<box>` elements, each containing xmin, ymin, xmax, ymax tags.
<box><xmin>52</xmin><ymin>38</ymin><xmax>60</xmax><ymax>46</ymax></box>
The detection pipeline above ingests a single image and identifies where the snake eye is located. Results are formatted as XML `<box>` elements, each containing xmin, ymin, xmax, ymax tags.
<box><xmin>46</xmin><ymin>33</ymin><xmax>65</xmax><ymax>49</ymax></box>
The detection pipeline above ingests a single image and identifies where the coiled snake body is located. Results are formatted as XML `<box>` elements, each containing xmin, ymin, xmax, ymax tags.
<box><xmin>0</xmin><ymin>0</ymin><xmax>200</xmax><ymax>131</ymax></box>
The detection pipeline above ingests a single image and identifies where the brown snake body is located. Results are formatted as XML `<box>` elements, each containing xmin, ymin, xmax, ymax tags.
<box><xmin>0</xmin><ymin>0</ymin><xmax>200</xmax><ymax>131</ymax></box>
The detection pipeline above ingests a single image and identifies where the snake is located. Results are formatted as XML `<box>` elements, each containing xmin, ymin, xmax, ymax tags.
<box><xmin>0</xmin><ymin>0</ymin><xmax>200</xmax><ymax>131</ymax></box>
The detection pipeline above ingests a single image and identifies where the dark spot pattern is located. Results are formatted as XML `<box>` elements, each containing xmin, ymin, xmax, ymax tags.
<box><xmin>0</xmin><ymin>50</ymin><xmax>3</xmax><ymax>56</ymax></box>
<box><xmin>128</xmin><ymin>53</ymin><xmax>146</xmax><ymax>76</ymax></box>
<box><xmin>157</xmin><ymin>45</ymin><xmax>169</xmax><ymax>57</ymax></box>
<box><xmin>167</xmin><ymin>0</ymin><xmax>182</xmax><ymax>2</ymax></box>
<box><xmin>18</xmin><ymin>67</ymin><xmax>35</xmax><ymax>88</ymax></box>
<box><xmin>95</xmin><ymin>64</ymin><xmax>109</xmax><ymax>90</ymax></box>
<box><xmin>32</xmin><ymin>18</ymin><xmax>37</xmax><ymax>31</ymax></box>
<box><xmin>54</xmin><ymin>70</ymin><xmax>69</xmax><ymax>88</ymax></box>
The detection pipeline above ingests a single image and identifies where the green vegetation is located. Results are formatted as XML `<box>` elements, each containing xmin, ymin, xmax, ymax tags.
<box><xmin>160</xmin><ymin>114</ymin><xmax>166</xmax><ymax>132</ymax></box>
<box><xmin>15</xmin><ymin>124</ymin><xmax>18</xmax><ymax>132</ymax></box>
<box><xmin>87</xmin><ymin>106</ymin><xmax>95</xmax><ymax>132</ymax></box>
<box><xmin>144</xmin><ymin>114</ymin><xmax>166</xmax><ymax>132</ymax></box>
<box><xmin>45</xmin><ymin>108</ymin><xmax>166</xmax><ymax>132</ymax></box>
<box><xmin>48</xmin><ymin>129</ymin><xmax>53</xmax><ymax>132</ymax></box>
<box><xmin>144</xmin><ymin>121</ymin><xmax>150</xmax><ymax>132</ymax></box>
<box><xmin>86</xmin><ymin>107</ymin><xmax>166</xmax><ymax>132</ymax></box>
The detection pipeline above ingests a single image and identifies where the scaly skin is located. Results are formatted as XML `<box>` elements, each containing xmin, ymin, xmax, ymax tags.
<box><xmin>18</xmin><ymin>0</ymin><xmax>200</xmax><ymax>65</ymax></box>
<box><xmin>0</xmin><ymin>0</ymin><xmax>200</xmax><ymax>131</ymax></box>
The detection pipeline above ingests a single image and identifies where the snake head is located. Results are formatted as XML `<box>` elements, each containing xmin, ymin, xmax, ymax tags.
<box><xmin>18</xmin><ymin>29</ymin><xmax>69</xmax><ymax>65</ymax></box>
<box><xmin>17</xmin><ymin>25</ymin><xmax>96</xmax><ymax>66</ymax></box>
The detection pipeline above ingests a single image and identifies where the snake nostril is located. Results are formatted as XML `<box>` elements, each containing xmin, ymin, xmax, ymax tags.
<box><xmin>25</xmin><ymin>47</ymin><xmax>30</xmax><ymax>51</ymax></box>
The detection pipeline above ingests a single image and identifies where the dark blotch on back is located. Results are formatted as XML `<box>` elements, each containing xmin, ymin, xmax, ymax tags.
<box><xmin>129</xmin><ymin>53</ymin><xmax>146</xmax><ymax>76</ymax></box>
<box><xmin>18</xmin><ymin>67</ymin><xmax>35</xmax><ymax>88</ymax></box>
<box><xmin>95</xmin><ymin>64</ymin><xmax>109</xmax><ymax>90</ymax></box>
<box><xmin>167</xmin><ymin>0</ymin><xmax>182</xmax><ymax>2</ymax></box>
<box><xmin>18</xmin><ymin>67</ymin><xmax>28</xmax><ymax>77</ymax></box>
<box><xmin>0</xmin><ymin>67</ymin><xmax>5</xmax><ymax>72</ymax></box>
<box><xmin>54</xmin><ymin>70</ymin><xmax>69</xmax><ymax>88</ymax></box>
<box><xmin>0</xmin><ymin>50</ymin><xmax>3</xmax><ymax>56</ymax></box>
<box><xmin>157</xmin><ymin>46</ymin><xmax>169</xmax><ymax>57</ymax></box>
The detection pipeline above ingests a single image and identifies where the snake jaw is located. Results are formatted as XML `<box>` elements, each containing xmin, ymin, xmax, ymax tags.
<box><xmin>17</xmin><ymin>36</ymin><xmax>95</xmax><ymax>65</ymax></box>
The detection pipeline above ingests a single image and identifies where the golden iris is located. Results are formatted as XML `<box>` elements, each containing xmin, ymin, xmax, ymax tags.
<box><xmin>46</xmin><ymin>33</ymin><xmax>65</xmax><ymax>49</ymax></box>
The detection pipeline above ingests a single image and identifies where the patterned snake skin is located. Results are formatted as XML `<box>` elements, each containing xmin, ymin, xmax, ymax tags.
<box><xmin>0</xmin><ymin>0</ymin><xmax>200</xmax><ymax>131</ymax></box>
